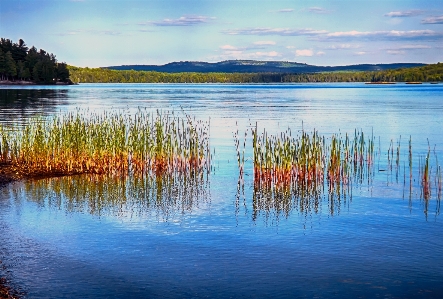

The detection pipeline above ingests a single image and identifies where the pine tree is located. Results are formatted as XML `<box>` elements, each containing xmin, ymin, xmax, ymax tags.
<box><xmin>5</xmin><ymin>51</ymin><xmax>17</xmax><ymax>79</ymax></box>
<box><xmin>17</xmin><ymin>60</ymin><xmax>25</xmax><ymax>80</ymax></box>
<box><xmin>0</xmin><ymin>49</ymin><xmax>5</xmax><ymax>80</ymax></box>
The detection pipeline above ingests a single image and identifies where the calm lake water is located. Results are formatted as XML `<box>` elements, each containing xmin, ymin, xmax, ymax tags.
<box><xmin>1</xmin><ymin>83</ymin><xmax>443</xmax><ymax>298</ymax></box>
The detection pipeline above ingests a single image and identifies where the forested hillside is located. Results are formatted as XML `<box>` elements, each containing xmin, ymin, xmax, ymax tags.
<box><xmin>0</xmin><ymin>38</ymin><xmax>70</xmax><ymax>84</ymax></box>
<box><xmin>105</xmin><ymin>60</ymin><xmax>425</xmax><ymax>73</ymax></box>
<box><xmin>69</xmin><ymin>63</ymin><xmax>442</xmax><ymax>83</ymax></box>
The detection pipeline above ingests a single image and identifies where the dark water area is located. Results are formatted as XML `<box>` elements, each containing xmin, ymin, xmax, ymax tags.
<box><xmin>1</xmin><ymin>83</ymin><xmax>443</xmax><ymax>298</ymax></box>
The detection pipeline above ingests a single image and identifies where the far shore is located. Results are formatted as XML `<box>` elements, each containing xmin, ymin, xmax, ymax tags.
<box><xmin>0</xmin><ymin>80</ymin><xmax>36</xmax><ymax>85</ymax></box>
<box><xmin>0</xmin><ymin>80</ymin><xmax>75</xmax><ymax>86</ymax></box>
<box><xmin>1</xmin><ymin>80</ymin><xmax>441</xmax><ymax>85</ymax></box>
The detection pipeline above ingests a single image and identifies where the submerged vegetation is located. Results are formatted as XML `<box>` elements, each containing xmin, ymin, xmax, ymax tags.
<box><xmin>0</xmin><ymin>110</ymin><xmax>210</xmax><ymax>178</ymax></box>
<box><xmin>68</xmin><ymin>62</ymin><xmax>443</xmax><ymax>83</ymax></box>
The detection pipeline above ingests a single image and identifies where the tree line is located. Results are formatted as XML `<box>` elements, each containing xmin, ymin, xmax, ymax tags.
<box><xmin>68</xmin><ymin>63</ymin><xmax>442</xmax><ymax>84</ymax></box>
<box><xmin>0</xmin><ymin>38</ymin><xmax>70</xmax><ymax>84</ymax></box>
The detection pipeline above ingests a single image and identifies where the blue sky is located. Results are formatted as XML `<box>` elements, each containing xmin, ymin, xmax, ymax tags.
<box><xmin>1</xmin><ymin>0</ymin><xmax>442</xmax><ymax>67</ymax></box>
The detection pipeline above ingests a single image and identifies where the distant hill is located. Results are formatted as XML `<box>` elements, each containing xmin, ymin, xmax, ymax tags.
<box><xmin>69</xmin><ymin>62</ymin><xmax>442</xmax><ymax>83</ymax></box>
<box><xmin>104</xmin><ymin>60</ymin><xmax>426</xmax><ymax>74</ymax></box>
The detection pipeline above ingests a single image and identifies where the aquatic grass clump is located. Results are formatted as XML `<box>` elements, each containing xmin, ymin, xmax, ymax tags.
<box><xmin>233</xmin><ymin>124</ymin><xmax>375</xmax><ymax>224</ymax></box>
<box><xmin>0</xmin><ymin>109</ymin><xmax>210</xmax><ymax>177</ymax></box>
<box><xmin>250</xmin><ymin>124</ymin><xmax>375</xmax><ymax>190</ymax></box>
<box><xmin>240</xmin><ymin>124</ymin><xmax>442</xmax><ymax>223</ymax></box>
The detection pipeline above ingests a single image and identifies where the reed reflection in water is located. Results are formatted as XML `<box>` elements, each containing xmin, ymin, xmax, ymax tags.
<box><xmin>236</xmin><ymin>169</ymin><xmax>353</xmax><ymax>227</ymax></box>
<box><xmin>13</xmin><ymin>171</ymin><xmax>210</xmax><ymax>221</ymax></box>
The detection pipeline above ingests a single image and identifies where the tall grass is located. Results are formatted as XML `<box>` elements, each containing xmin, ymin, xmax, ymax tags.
<box><xmin>249</xmin><ymin>125</ymin><xmax>374</xmax><ymax>189</ymax></box>
<box><xmin>232</xmin><ymin>125</ymin><xmax>374</xmax><ymax>223</ymax></box>
<box><xmin>236</xmin><ymin>124</ymin><xmax>442</xmax><ymax>223</ymax></box>
<box><xmin>0</xmin><ymin>109</ymin><xmax>210</xmax><ymax>177</ymax></box>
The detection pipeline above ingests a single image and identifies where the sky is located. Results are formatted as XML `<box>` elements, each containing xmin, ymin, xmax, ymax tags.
<box><xmin>1</xmin><ymin>0</ymin><xmax>443</xmax><ymax>67</ymax></box>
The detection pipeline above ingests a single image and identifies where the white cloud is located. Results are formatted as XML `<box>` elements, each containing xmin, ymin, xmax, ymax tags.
<box><xmin>384</xmin><ymin>10</ymin><xmax>424</xmax><ymax>17</ymax></box>
<box><xmin>327</xmin><ymin>44</ymin><xmax>361</xmax><ymax>50</ymax></box>
<box><xmin>140</xmin><ymin>16</ymin><xmax>215</xmax><ymax>26</ymax></box>
<box><xmin>384</xmin><ymin>44</ymin><xmax>431</xmax><ymax>53</ymax></box>
<box><xmin>211</xmin><ymin>50</ymin><xmax>281</xmax><ymax>61</ymax></box>
<box><xmin>224</xmin><ymin>28</ymin><xmax>443</xmax><ymax>42</ymax></box>
<box><xmin>223</xmin><ymin>27</ymin><xmax>328</xmax><ymax>36</ymax></box>
<box><xmin>422</xmin><ymin>15</ymin><xmax>443</xmax><ymax>24</ymax></box>
<box><xmin>318</xmin><ymin>30</ymin><xmax>443</xmax><ymax>41</ymax></box>
<box><xmin>308</xmin><ymin>7</ymin><xmax>332</xmax><ymax>14</ymax></box>
<box><xmin>295</xmin><ymin>49</ymin><xmax>313</xmax><ymax>56</ymax></box>
<box><xmin>387</xmin><ymin>50</ymin><xmax>406</xmax><ymax>55</ymax></box>
<box><xmin>253</xmin><ymin>41</ymin><xmax>276</xmax><ymax>45</ymax></box>
<box><xmin>397</xmin><ymin>44</ymin><xmax>431</xmax><ymax>49</ymax></box>
<box><xmin>277</xmin><ymin>8</ymin><xmax>294</xmax><ymax>13</ymax></box>
<box><xmin>220</xmin><ymin>45</ymin><xmax>238</xmax><ymax>50</ymax></box>
<box><xmin>58</xmin><ymin>29</ymin><xmax>121</xmax><ymax>36</ymax></box>
<box><xmin>355</xmin><ymin>51</ymin><xmax>367</xmax><ymax>55</ymax></box>
<box><xmin>316</xmin><ymin>51</ymin><xmax>325</xmax><ymax>56</ymax></box>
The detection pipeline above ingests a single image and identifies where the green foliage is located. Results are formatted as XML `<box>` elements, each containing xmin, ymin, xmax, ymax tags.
<box><xmin>68</xmin><ymin>63</ymin><xmax>443</xmax><ymax>84</ymax></box>
<box><xmin>4</xmin><ymin>51</ymin><xmax>17</xmax><ymax>78</ymax></box>
<box><xmin>0</xmin><ymin>37</ymin><xmax>70</xmax><ymax>84</ymax></box>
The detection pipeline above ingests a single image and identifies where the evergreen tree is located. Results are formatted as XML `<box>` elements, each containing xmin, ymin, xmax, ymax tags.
<box><xmin>5</xmin><ymin>51</ymin><xmax>17</xmax><ymax>79</ymax></box>
<box><xmin>0</xmin><ymin>37</ymin><xmax>70</xmax><ymax>84</ymax></box>
<box><xmin>16</xmin><ymin>60</ymin><xmax>25</xmax><ymax>80</ymax></box>
<box><xmin>33</xmin><ymin>61</ymin><xmax>42</xmax><ymax>82</ymax></box>
<box><xmin>56</xmin><ymin>62</ymin><xmax>69</xmax><ymax>82</ymax></box>
<box><xmin>0</xmin><ymin>49</ymin><xmax>5</xmax><ymax>80</ymax></box>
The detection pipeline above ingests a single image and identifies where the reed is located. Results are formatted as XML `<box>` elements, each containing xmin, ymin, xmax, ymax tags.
<box><xmin>249</xmin><ymin>125</ymin><xmax>374</xmax><ymax>190</ymax></box>
<box><xmin>422</xmin><ymin>142</ymin><xmax>431</xmax><ymax>199</ymax></box>
<box><xmin>236</xmin><ymin>125</ymin><xmax>442</xmax><ymax>223</ymax></box>
<box><xmin>0</xmin><ymin>109</ymin><xmax>210</xmax><ymax>178</ymax></box>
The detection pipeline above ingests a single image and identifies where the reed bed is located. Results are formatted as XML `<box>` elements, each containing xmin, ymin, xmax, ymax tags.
<box><xmin>0</xmin><ymin>109</ymin><xmax>210</xmax><ymax>177</ymax></box>
<box><xmin>235</xmin><ymin>125</ymin><xmax>442</xmax><ymax>224</ymax></box>
<box><xmin>249</xmin><ymin>124</ymin><xmax>374</xmax><ymax>190</ymax></box>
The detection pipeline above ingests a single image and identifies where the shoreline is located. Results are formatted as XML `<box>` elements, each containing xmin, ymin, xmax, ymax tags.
<box><xmin>0</xmin><ymin>80</ymin><xmax>75</xmax><ymax>86</ymax></box>
<box><xmin>1</xmin><ymin>80</ymin><xmax>440</xmax><ymax>86</ymax></box>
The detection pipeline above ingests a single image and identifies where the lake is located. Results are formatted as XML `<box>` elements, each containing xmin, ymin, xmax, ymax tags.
<box><xmin>1</xmin><ymin>83</ymin><xmax>443</xmax><ymax>298</ymax></box>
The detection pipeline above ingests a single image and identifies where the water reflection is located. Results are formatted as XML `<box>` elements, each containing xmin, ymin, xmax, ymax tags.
<box><xmin>0</xmin><ymin>89</ymin><xmax>66</xmax><ymax>125</ymax></box>
<box><xmin>12</xmin><ymin>172</ymin><xmax>210</xmax><ymax>222</ymax></box>
<box><xmin>236</xmin><ymin>175</ymin><xmax>352</xmax><ymax>226</ymax></box>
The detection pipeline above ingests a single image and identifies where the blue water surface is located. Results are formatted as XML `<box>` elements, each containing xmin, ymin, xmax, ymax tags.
<box><xmin>1</xmin><ymin>83</ymin><xmax>442</xmax><ymax>298</ymax></box>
